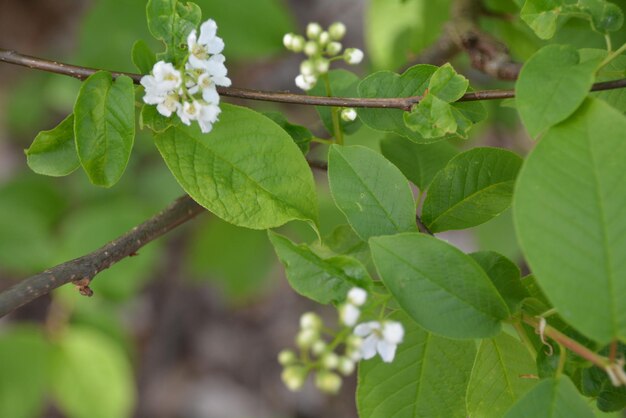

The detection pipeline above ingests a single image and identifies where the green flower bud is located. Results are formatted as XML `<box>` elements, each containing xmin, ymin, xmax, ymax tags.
<box><xmin>329</xmin><ymin>22</ymin><xmax>347</xmax><ymax>40</ymax></box>
<box><xmin>282</xmin><ymin>366</ymin><xmax>308</xmax><ymax>391</ymax></box>
<box><xmin>278</xmin><ymin>349</ymin><xmax>297</xmax><ymax>366</ymax></box>
<box><xmin>315</xmin><ymin>370</ymin><xmax>342</xmax><ymax>394</ymax></box>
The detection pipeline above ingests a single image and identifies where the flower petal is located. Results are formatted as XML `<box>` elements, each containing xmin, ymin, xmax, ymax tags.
<box><xmin>376</xmin><ymin>340</ymin><xmax>397</xmax><ymax>363</ymax></box>
<box><xmin>360</xmin><ymin>334</ymin><xmax>379</xmax><ymax>360</ymax></box>
<box><xmin>353</xmin><ymin>321</ymin><xmax>379</xmax><ymax>337</ymax></box>
<box><xmin>382</xmin><ymin>321</ymin><xmax>404</xmax><ymax>344</ymax></box>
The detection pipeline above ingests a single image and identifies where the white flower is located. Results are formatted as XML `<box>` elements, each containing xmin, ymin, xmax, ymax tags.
<box><xmin>190</xmin><ymin>54</ymin><xmax>231</xmax><ymax>87</ymax></box>
<box><xmin>156</xmin><ymin>93</ymin><xmax>180</xmax><ymax>117</ymax></box>
<box><xmin>187</xmin><ymin>19</ymin><xmax>225</xmax><ymax>69</ymax></box>
<box><xmin>178</xmin><ymin>100</ymin><xmax>200</xmax><ymax>125</ymax></box>
<box><xmin>339</xmin><ymin>303</ymin><xmax>360</xmax><ymax>327</ymax></box>
<box><xmin>344</xmin><ymin>48</ymin><xmax>364</xmax><ymax>65</ymax></box>
<box><xmin>196</xmin><ymin>101</ymin><xmax>221</xmax><ymax>133</ymax></box>
<box><xmin>295</xmin><ymin>74</ymin><xmax>317</xmax><ymax>91</ymax></box>
<box><xmin>354</xmin><ymin>320</ymin><xmax>404</xmax><ymax>363</ymax></box>
<box><xmin>347</xmin><ymin>287</ymin><xmax>367</xmax><ymax>306</ymax></box>
<box><xmin>283</xmin><ymin>33</ymin><xmax>295</xmax><ymax>49</ymax></box>
<box><xmin>141</xmin><ymin>61</ymin><xmax>182</xmax><ymax>106</ymax></box>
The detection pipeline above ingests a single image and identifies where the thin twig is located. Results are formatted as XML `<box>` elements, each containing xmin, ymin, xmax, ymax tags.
<box><xmin>0</xmin><ymin>195</ymin><xmax>204</xmax><ymax>317</ymax></box>
<box><xmin>1</xmin><ymin>49</ymin><xmax>625</xmax><ymax>109</ymax></box>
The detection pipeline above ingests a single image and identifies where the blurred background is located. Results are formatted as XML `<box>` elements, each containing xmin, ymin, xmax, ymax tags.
<box><xmin>0</xmin><ymin>0</ymin><xmax>623</xmax><ymax>417</ymax></box>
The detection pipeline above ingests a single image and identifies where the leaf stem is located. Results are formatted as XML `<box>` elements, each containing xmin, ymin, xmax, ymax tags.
<box><xmin>521</xmin><ymin>313</ymin><xmax>609</xmax><ymax>369</ymax></box>
<box><xmin>605</xmin><ymin>34</ymin><xmax>613</xmax><ymax>52</ymax></box>
<box><xmin>323</xmin><ymin>74</ymin><xmax>344</xmax><ymax>145</ymax></box>
<box><xmin>513</xmin><ymin>320</ymin><xmax>537</xmax><ymax>360</ymax></box>
<box><xmin>599</xmin><ymin>42</ymin><xmax>626</xmax><ymax>70</ymax></box>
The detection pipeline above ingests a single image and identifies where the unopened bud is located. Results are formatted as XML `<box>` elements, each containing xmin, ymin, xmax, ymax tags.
<box><xmin>315</xmin><ymin>370</ymin><xmax>342</xmax><ymax>394</ymax></box>
<box><xmin>326</xmin><ymin>41</ymin><xmax>342</xmax><ymax>55</ymax></box>
<box><xmin>283</xmin><ymin>33</ymin><xmax>295</xmax><ymax>50</ymax></box>
<box><xmin>329</xmin><ymin>22</ymin><xmax>346</xmax><ymax>40</ymax></box>
<box><xmin>300</xmin><ymin>60</ymin><xmax>315</xmax><ymax>76</ymax></box>
<box><xmin>341</xmin><ymin>108</ymin><xmax>358</xmax><ymax>122</ymax></box>
<box><xmin>322</xmin><ymin>352</ymin><xmax>340</xmax><ymax>370</ymax></box>
<box><xmin>344</xmin><ymin>48</ymin><xmax>364</xmax><ymax>65</ymax></box>
<box><xmin>312</xmin><ymin>340</ymin><xmax>327</xmax><ymax>355</ymax></box>
<box><xmin>278</xmin><ymin>349</ymin><xmax>297</xmax><ymax>366</ymax></box>
<box><xmin>338</xmin><ymin>357</ymin><xmax>355</xmax><ymax>375</ymax></box>
<box><xmin>307</xmin><ymin>22</ymin><xmax>323</xmax><ymax>39</ymax></box>
<box><xmin>304</xmin><ymin>41</ymin><xmax>319</xmax><ymax>57</ymax></box>
<box><xmin>291</xmin><ymin>35</ymin><xmax>305</xmax><ymax>52</ymax></box>
<box><xmin>296</xmin><ymin>328</ymin><xmax>319</xmax><ymax>348</ymax></box>
<box><xmin>300</xmin><ymin>312</ymin><xmax>322</xmax><ymax>330</ymax></box>
<box><xmin>315</xmin><ymin>58</ymin><xmax>330</xmax><ymax>74</ymax></box>
<box><xmin>318</xmin><ymin>31</ymin><xmax>330</xmax><ymax>45</ymax></box>
<box><xmin>282</xmin><ymin>366</ymin><xmax>308</xmax><ymax>391</ymax></box>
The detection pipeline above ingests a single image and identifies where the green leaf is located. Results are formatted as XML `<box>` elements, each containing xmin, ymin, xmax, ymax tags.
<box><xmin>51</xmin><ymin>327</ymin><xmax>135</xmax><ymax>418</ymax></box>
<box><xmin>471</xmin><ymin>251</ymin><xmax>528</xmax><ymax>313</ymax></box>
<box><xmin>357</xmin><ymin>312</ymin><xmax>476</xmax><ymax>418</ymax></box>
<box><xmin>581</xmin><ymin>0</ymin><xmax>624</xmax><ymax>32</ymax></box>
<box><xmin>268</xmin><ymin>231</ymin><xmax>372</xmax><ymax>304</ymax></box>
<box><xmin>370</xmin><ymin>233</ymin><xmax>509</xmax><ymax>339</ymax></box>
<box><xmin>154</xmin><ymin>104</ymin><xmax>318</xmax><ymax>229</ymax></box>
<box><xmin>328</xmin><ymin>145</ymin><xmax>417</xmax><ymax>241</ymax></box>
<box><xmin>25</xmin><ymin>114</ymin><xmax>80</xmax><ymax>177</ymax></box>
<box><xmin>380</xmin><ymin>135</ymin><xmax>458</xmax><ymax>190</ymax></box>
<box><xmin>467</xmin><ymin>333</ymin><xmax>538</xmax><ymax>418</ymax></box>
<box><xmin>131</xmin><ymin>40</ymin><xmax>156</xmax><ymax>74</ymax></box>
<box><xmin>422</xmin><ymin>147</ymin><xmax>523</xmax><ymax>232</ymax></box>
<box><xmin>514</xmin><ymin>98</ymin><xmax>626</xmax><ymax>344</ymax></box>
<box><xmin>0</xmin><ymin>327</ymin><xmax>51</xmax><ymax>418</ymax></box>
<box><xmin>308</xmin><ymin>70</ymin><xmax>362</xmax><ymax>135</ymax></box>
<box><xmin>521</xmin><ymin>0</ymin><xmax>564</xmax><ymax>39</ymax></box>
<box><xmin>581</xmin><ymin>48</ymin><xmax>626</xmax><ymax>113</ymax></box>
<box><xmin>404</xmin><ymin>95</ymin><xmax>458</xmax><ymax>139</ymax></box>
<box><xmin>146</xmin><ymin>0</ymin><xmax>202</xmax><ymax>63</ymax></box>
<box><xmin>140</xmin><ymin>103</ymin><xmax>175</xmax><ymax>133</ymax></box>
<box><xmin>516</xmin><ymin>45</ymin><xmax>601</xmax><ymax>138</ymax></box>
<box><xmin>263</xmin><ymin>111</ymin><xmax>313</xmax><ymax>154</ymax></box>
<box><xmin>323</xmin><ymin>224</ymin><xmax>371</xmax><ymax>267</ymax></box>
<box><xmin>504</xmin><ymin>377</ymin><xmax>595</xmax><ymax>418</ymax></box>
<box><xmin>358</xmin><ymin>65</ymin><xmax>485</xmax><ymax>144</ymax></box>
<box><xmin>74</xmin><ymin>71</ymin><xmax>135</xmax><ymax>187</ymax></box>
<box><xmin>365</xmin><ymin>0</ymin><xmax>451</xmax><ymax>70</ymax></box>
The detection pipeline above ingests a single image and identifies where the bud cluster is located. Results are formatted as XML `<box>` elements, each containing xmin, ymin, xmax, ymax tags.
<box><xmin>141</xmin><ymin>19</ymin><xmax>231</xmax><ymax>133</ymax></box>
<box><xmin>278</xmin><ymin>287</ymin><xmax>405</xmax><ymax>395</ymax></box>
<box><xmin>283</xmin><ymin>22</ymin><xmax>364</xmax><ymax>91</ymax></box>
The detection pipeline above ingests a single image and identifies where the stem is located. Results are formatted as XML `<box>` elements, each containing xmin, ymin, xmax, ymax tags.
<box><xmin>599</xmin><ymin>42</ymin><xmax>626</xmax><ymax>70</ymax></box>
<box><xmin>311</xmin><ymin>137</ymin><xmax>334</xmax><ymax>145</ymax></box>
<box><xmin>2</xmin><ymin>49</ymin><xmax>624</xmax><ymax>110</ymax></box>
<box><xmin>323</xmin><ymin>74</ymin><xmax>344</xmax><ymax>145</ymax></box>
<box><xmin>522</xmin><ymin>313</ymin><xmax>609</xmax><ymax>369</ymax></box>
<box><xmin>556</xmin><ymin>344</ymin><xmax>567</xmax><ymax>377</ymax></box>
<box><xmin>605</xmin><ymin>34</ymin><xmax>613</xmax><ymax>52</ymax></box>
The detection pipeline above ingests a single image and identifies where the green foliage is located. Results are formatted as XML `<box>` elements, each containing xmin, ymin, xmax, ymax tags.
<box><xmin>358</xmin><ymin>65</ymin><xmax>485</xmax><ymax>143</ymax></box>
<box><xmin>268</xmin><ymin>231</ymin><xmax>372</xmax><ymax>304</ymax></box>
<box><xmin>357</xmin><ymin>312</ymin><xmax>476</xmax><ymax>418</ymax></box>
<box><xmin>74</xmin><ymin>71</ymin><xmax>135</xmax><ymax>187</ymax></box>
<box><xmin>131</xmin><ymin>40</ymin><xmax>157</xmax><ymax>74</ymax></box>
<box><xmin>154</xmin><ymin>104</ymin><xmax>319</xmax><ymax>229</ymax></box>
<box><xmin>365</xmin><ymin>0</ymin><xmax>451</xmax><ymax>70</ymax></box>
<box><xmin>379</xmin><ymin>135</ymin><xmax>458</xmax><ymax>190</ymax></box>
<box><xmin>0</xmin><ymin>327</ymin><xmax>50</xmax><ymax>418</ymax></box>
<box><xmin>516</xmin><ymin>45</ymin><xmax>601</xmax><ymax>137</ymax></box>
<box><xmin>422</xmin><ymin>147</ymin><xmax>523</xmax><ymax>232</ymax></box>
<box><xmin>521</xmin><ymin>0</ymin><xmax>624</xmax><ymax>39</ymax></box>
<box><xmin>328</xmin><ymin>145</ymin><xmax>417</xmax><ymax>240</ymax></box>
<box><xmin>370</xmin><ymin>233</ymin><xmax>509</xmax><ymax>339</ymax></box>
<box><xmin>51</xmin><ymin>327</ymin><xmax>135</xmax><ymax>418</ymax></box>
<box><xmin>466</xmin><ymin>333</ymin><xmax>538</xmax><ymax>418</ymax></box>
<box><xmin>25</xmin><ymin>114</ymin><xmax>79</xmax><ymax>177</ymax></box>
<box><xmin>504</xmin><ymin>377</ymin><xmax>595</xmax><ymax>418</ymax></box>
<box><xmin>514</xmin><ymin>98</ymin><xmax>626</xmax><ymax>344</ymax></box>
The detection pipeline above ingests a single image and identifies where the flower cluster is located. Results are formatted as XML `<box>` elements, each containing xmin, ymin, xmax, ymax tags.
<box><xmin>278</xmin><ymin>287</ymin><xmax>404</xmax><ymax>395</ymax></box>
<box><xmin>283</xmin><ymin>22</ymin><xmax>364</xmax><ymax>91</ymax></box>
<box><xmin>141</xmin><ymin>19</ymin><xmax>231</xmax><ymax>133</ymax></box>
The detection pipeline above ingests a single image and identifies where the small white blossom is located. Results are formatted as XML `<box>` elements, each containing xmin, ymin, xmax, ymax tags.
<box><xmin>187</xmin><ymin>19</ymin><xmax>224</xmax><ymax>69</ymax></box>
<box><xmin>300</xmin><ymin>60</ymin><xmax>315</xmax><ymax>76</ymax></box>
<box><xmin>344</xmin><ymin>48</ymin><xmax>364</xmax><ymax>65</ymax></box>
<box><xmin>339</xmin><ymin>303</ymin><xmax>360</xmax><ymax>327</ymax></box>
<box><xmin>178</xmin><ymin>100</ymin><xmax>201</xmax><ymax>125</ymax></box>
<box><xmin>347</xmin><ymin>287</ymin><xmax>367</xmax><ymax>306</ymax></box>
<box><xmin>354</xmin><ymin>320</ymin><xmax>404</xmax><ymax>363</ymax></box>
<box><xmin>196</xmin><ymin>101</ymin><xmax>221</xmax><ymax>133</ymax></box>
<box><xmin>341</xmin><ymin>108</ymin><xmax>358</xmax><ymax>122</ymax></box>
<box><xmin>156</xmin><ymin>93</ymin><xmax>180</xmax><ymax>117</ymax></box>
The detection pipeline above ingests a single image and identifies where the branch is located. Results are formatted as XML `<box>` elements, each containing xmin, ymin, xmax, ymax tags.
<box><xmin>1</xmin><ymin>49</ymin><xmax>625</xmax><ymax>109</ymax></box>
<box><xmin>0</xmin><ymin>195</ymin><xmax>204</xmax><ymax>317</ymax></box>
